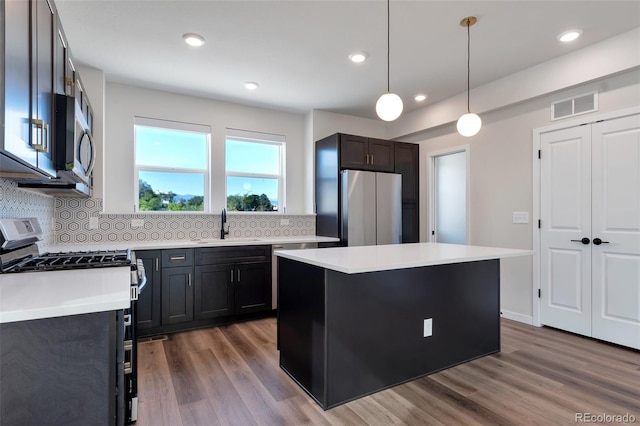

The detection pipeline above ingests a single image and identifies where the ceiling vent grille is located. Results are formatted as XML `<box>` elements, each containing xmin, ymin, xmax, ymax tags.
<box><xmin>551</xmin><ymin>91</ymin><xmax>598</xmax><ymax>121</ymax></box>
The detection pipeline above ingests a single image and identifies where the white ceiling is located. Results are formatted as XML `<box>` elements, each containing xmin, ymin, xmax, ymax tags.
<box><xmin>55</xmin><ymin>0</ymin><xmax>640</xmax><ymax>120</ymax></box>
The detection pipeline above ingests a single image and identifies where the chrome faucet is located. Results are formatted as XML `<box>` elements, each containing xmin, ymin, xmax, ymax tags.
<box><xmin>220</xmin><ymin>208</ymin><xmax>229</xmax><ymax>239</ymax></box>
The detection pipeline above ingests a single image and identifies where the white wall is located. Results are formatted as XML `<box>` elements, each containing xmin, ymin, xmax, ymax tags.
<box><xmin>103</xmin><ymin>83</ymin><xmax>308</xmax><ymax>214</ymax></box>
<box><xmin>400</xmin><ymin>69</ymin><xmax>640</xmax><ymax>322</ymax></box>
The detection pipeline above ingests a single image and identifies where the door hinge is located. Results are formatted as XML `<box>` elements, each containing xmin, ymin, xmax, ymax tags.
<box><xmin>538</xmin><ymin>149</ymin><xmax>541</xmax><ymax>159</ymax></box>
<box><xmin>538</xmin><ymin>289</ymin><xmax>541</xmax><ymax>298</ymax></box>
<box><xmin>538</xmin><ymin>219</ymin><xmax>541</xmax><ymax>229</ymax></box>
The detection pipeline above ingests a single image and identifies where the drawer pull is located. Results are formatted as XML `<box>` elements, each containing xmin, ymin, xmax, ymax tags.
<box><xmin>170</xmin><ymin>255</ymin><xmax>186</xmax><ymax>262</ymax></box>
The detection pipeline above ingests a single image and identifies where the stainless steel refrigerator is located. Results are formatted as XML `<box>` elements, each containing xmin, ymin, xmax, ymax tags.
<box><xmin>341</xmin><ymin>170</ymin><xmax>402</xmax><ymax>246</ymax></box>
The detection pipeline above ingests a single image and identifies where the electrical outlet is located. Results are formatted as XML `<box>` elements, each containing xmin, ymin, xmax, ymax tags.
<box><xmin>131</xmin><ymin>219</ymin><xmax>144</xmax><ymax>228</ymax></box>
<box><xmin>512</xmin><ymin>212</ymin><xmax>529</xmax><ymax>224</ymax></box>
<box><xmin>423</xmin><ymin>318</ymin><xmax>433</xmax><ymax>337</ymax></box>
<box><xmin>280</xmin><ymin>218</ymin><xmax>290</xmax><ymax>226</ymax></box>
<box><xmin>89</xmin><ymin>217</ymin><xmax>99</xmax><ymax>229</ymax></box>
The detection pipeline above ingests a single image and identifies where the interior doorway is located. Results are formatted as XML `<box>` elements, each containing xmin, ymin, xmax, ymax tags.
<box><xmin>427</xmin><ymin>147</ymin><xmax>470</xmax><ymax>244</ymax></box>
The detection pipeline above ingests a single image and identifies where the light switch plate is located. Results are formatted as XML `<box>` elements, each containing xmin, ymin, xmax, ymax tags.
<box><xmin>423</xmin><ymin>318</ymin><xmax>433</xmax><ymax>337</ymax></box>
<box><xmin>131</xmin><ymin>219</ymin><xmax>144</xmax><ymax>228</ymax></box>
<box><xmin>512</xmin><ymin>212</ymin><xmax>529</xmax><ymax>224</ymax></box>
<box><xmin>89</xmin><ymin>217</ymin><xmax>99</xmax><ymax>229</ymax></box>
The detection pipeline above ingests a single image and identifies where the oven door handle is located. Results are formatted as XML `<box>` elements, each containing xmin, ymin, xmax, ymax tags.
<box><xmin>85</xmin><ymin>130</ymin><xmax>96</xmax><ymax>177</ymax></box>
<box><xmin>137</xmin><ymin>275</ymin><xmax>147</xmax><ymax>295</ymax></box>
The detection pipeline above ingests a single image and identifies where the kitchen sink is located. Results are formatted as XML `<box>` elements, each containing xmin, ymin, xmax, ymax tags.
<box><xmin>192</xmin><ymin>238</ymin><xmax>261</xmax><ymax>244</ymax></box>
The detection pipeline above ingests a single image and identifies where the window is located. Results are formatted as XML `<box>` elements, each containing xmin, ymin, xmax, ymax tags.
<box><xmin>225</xmin><ymin>129</ymin><xmax>285</xmax><ymax>212</ymax></box>
<box><xmin>134</xmin><ymin>117</ymin><xmax>210</xmax><ymax>212</ymax></box>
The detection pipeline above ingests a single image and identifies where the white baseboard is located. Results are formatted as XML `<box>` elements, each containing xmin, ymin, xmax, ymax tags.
<box><xmin>500</xmin><ymin>310</ymin><xmax>534</xmax><ymax>326</ymax></box>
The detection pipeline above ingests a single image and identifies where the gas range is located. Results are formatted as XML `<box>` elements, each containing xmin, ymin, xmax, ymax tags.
<box><xmin>0</xmin><ymin>218</ymin><xmax>143</xmax><ymax>424</ymax></box>
<box><xmin>1</xmin><ymin>249</ymin><xmax>132</xmax><ymax>273</ymax></box>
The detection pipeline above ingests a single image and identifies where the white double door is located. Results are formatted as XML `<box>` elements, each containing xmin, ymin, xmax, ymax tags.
<box><xmin>540</xmin><ymin>114</ymin><xmax>640</xmax><ymax>349</ymax></box>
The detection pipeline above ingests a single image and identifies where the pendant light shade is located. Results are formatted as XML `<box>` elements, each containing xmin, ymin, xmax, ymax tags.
<box><xmin>457</xmin><ymin>112</ymin><xmax>482</xmax><ymax>137</ymax></box>
<box><xmin>457</xmin><ymin>16</ymin><xmax>481</xmax><ymax>137</ymax></box>
<box><xmin>376</xmin><ymin>92</ymin><xmax>403</xmax><ymax>121</ymax></box>
<box><xmin>376</xmin><ymin>0</ymin><xmax>403</xmax><ymax>121</ymax></box>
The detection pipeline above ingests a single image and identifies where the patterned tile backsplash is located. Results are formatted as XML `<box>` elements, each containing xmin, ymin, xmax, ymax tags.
<box><xmin>0</xmin><ymin>179</ymin><xmax>315</xmax><ymax>247</ymax></box>
<box><xmin>54</xmin><ymin>198</ymin><xmax>315</xmax><ymax>245</ymax></box>
<box><xmin>0</xmin><ymin>179</ymin><xmax>55</xmax><ymax>246</ymax></box>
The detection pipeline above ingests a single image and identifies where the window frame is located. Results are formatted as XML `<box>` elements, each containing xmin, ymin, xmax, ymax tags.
<box><xmin>224</xmin><ymin>129</ymin><xmax>286</xmax><ymax>214</ymax></box>
<box><xmin>133</xmin><ymin>117</ymin><xmax>211</xmax><ymax>213</ymax></box>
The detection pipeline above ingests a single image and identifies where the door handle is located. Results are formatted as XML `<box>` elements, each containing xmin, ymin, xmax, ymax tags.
<box><xmin>570</xmin><ymin>238</ymin><xmax>590</xmax><ymax>245</ymax></box>
<box><xmin>188</xmin><ymin>273</ymin><xmax>191</xmax><ymax>287</ymax></box>
<box><xmin>230</xmin><ymin>269</ymin><xmax>234</xmax><ymax>283</ymax></box>
<box><xmin>155</xmin><ymin>258</ymin><xmax>159</xmax><ymax>271</ymax></box>
<box><xmin>593</xmin><ymin>238</ymin><xmax>609</xmax><ymax>245</ymax></box>
<box><xmin>370</xmin><ymin>154</ymin><xmax>374</xmax><ymax>164</ymax></box>
<box><xmin>237</xmin><ymin>269</ymin><xmax>241</xmax><ymax>282</ymax></box>
<box><xmin>365</xmin><ymin>154</ymin><xmax>370</xmax><ymax>164</ymax></box>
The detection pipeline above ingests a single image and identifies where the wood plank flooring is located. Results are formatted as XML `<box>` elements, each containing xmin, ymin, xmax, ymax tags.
<box><xmin>136</xmin><ymin>318</ymin><xmax>640</xmax><ymax>425</ymax></box>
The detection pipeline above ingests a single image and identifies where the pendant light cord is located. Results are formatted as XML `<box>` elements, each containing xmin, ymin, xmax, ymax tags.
<box><xmin>386</xmin><ymin>0</ymin><xmax>390</xmax><ymax>93</ymax></box>
<box><xmin>466</xmin><ymin>18</ymin><xmax>471</xmax><ymax>113</ymax></box>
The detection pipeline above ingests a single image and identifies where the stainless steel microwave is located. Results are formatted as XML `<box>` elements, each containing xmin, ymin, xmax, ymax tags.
<box><xmin>53</xmin><ymin>94</ymin><xmax>95</xmax><ymax>187</ymax></box>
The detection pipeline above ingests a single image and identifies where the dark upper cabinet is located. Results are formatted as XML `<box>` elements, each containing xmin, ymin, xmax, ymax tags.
<box><xmin>30</xmin><ymin>0</ymin><xmax>55</xmax><ymax>176</ymax></box>
<box><xmin>136</xmin><ymin>250</ymin><xmax>162</xmax><ymax>330</ymax></box>
<box><xmin>2</xmin><ymin>0</ymin><xmax>91</xmax><ymax>182</ymax></box>
<box><xmin>339</xmin><ymin>134</ymin><xmax>394</xmax><ymax>172</ymax></box>
<box><xmin>394</xmin><ymin>142</ymin><xmax>420</xmax><ymax>243</ymax></box>
<box><xmin>3</xmin><ymin>0</ymin><xmax>38</xmax><ymax>171</ymax></box>
<box><xmin>53</xmin><ymin>16</ymin><xmax>74</xmax><ymax>97</ymax></box>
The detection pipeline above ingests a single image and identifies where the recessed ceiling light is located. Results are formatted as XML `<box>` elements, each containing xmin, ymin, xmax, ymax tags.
<box><xmin>557</xmin><ymin>29</ymin><xmax>582</xmax><ymax>43</ymax></box>
<box><xmin>182</xmin><ymin>33</ymin><xmax>205</xmax><ymax>47</ymax></box>
<box><xmin>414</xmin><ymin>94</ymin><xmax>427</xmax><ymax>102</ymax></box>
<box><xmin>349</xmin><ymin>52</ymin><xmax>368</xmax><ymax>63</ymax></box>
<box><xmin>244</xmin><ymin>81</ymin><xmax>259</xmax><ymax>90</ymax></box>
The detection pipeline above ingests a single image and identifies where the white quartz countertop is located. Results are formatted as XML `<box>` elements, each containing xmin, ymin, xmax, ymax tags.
<box><xmin>0</xmin><ymin>267</ymin><xmax>131</xmax><ymax>324</ymax></box>
<box><xmin>274</xmin><ymin>242</ymin><xmax>533</xmax><ymax>274</ymax></box>
<box><xmin>40</xmin><ymin>235</ymin><xmax>339</xmax><ymax>253</ymax></box>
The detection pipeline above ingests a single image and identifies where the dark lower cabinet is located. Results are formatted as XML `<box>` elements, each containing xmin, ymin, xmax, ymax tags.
<box><xmin>136</xmin><ymin>245</ymin><xmax>272</xmax><ymax>337</ymax></box>
<box><xmin>194</xmin><ymin>264</ymin><xmax>233</xmax><ymax>319</ymax></box>
<box><xmin>161</xmin><ymin>265</ymin><xmax>194</xmax><ymax>325</ymax></box>
<box><xmin>0</xmin><ymin>311</ymin><xmax>123</xmax><ymax>426</ymax></box>
<box><xmin>235</xmin><ymin>262</ymin><xmax>272</xmax><ymax>314</ymax></box>
<box><xmin>136</xmin><ymin>250</ymin><xmax>161</xmax><ymax>329</ymax></box>
<box><xmin>193</xmin><ymin>261</ymin><xmax>271</xmax><ymax>319</ymax></box>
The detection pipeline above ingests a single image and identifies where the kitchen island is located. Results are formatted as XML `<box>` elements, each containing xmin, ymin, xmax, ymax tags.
<box><xmin>275</xmin><ymin>242</ymin><xmax>532</xmax><ymax>409</ymax></box>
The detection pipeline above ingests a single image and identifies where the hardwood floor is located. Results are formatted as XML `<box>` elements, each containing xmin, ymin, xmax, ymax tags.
<box><xmin>136</xmin><ymin>318</ymin><xmax>640</xmax><ymax>425</ymax></box>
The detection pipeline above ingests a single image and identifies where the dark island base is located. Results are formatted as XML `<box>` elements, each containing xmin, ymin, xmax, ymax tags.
<box><xmin>277</xmin><ymin>258</ymin><xmax>500</xmax><ymax>409</ymax></box>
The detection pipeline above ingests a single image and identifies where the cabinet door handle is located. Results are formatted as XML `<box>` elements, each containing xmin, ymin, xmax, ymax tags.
<box><xmin>237</xmin><ymin>269</ymin><xmax>241</xmax><ymax>282</ymax></box>
<box><xmin>230</xmin><ymin>270</ymin><xmax>234</xmax><ymax>283</ymax></box>
<box><xmin>370</xmin><ymin>154</ymin><xmax>374</xmax><ymax>164</ymax></box>
<box><xmin>30</xmin><ymin>119</ymin><xmax>49</xmax><ymax>153</ymax></box>
<box><xmin>187</xmin><ymin>273</ymin><xmax>191</xmax><ymax>287</ymax></box>
<box><xmin>365</xmin><ymin>154</ymin><xmax>370</xmax><ymax>164</ymax></box>
<box><xmin>155</xmin><ymin>258</ymin><xmax>159</xmax><ymax>271</ymax></box>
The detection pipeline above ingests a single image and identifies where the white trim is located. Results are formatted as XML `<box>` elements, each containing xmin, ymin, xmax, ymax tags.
<box><xmin>135</xmin><ymin>116</ymin><xmax>211</xmax><ymax>134</ymax></box>
<box><xmin>425</xmin><ymin>145</ymin><xmax>471</xmax><ymax>244</ymax></box>
<box><xmin>500</xmin><ymin>310</ymin><xmax>535</xmax><ymax>326</ymax></box>
<box><xmin>531</xmin><ymin>105</ymin><xmax>640</xmax><ymax>328</ymax></box>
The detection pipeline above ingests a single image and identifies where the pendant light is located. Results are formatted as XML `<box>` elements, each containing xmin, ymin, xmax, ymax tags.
<box><xmin>457</xmin><ymin>16</ymin><xmax>482</xmax><ymax>137</ymax></box>
<box><xmin>376</xmin><ymin>0</ymin><xmax>403</xmax><ymax>122</ymax></box>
